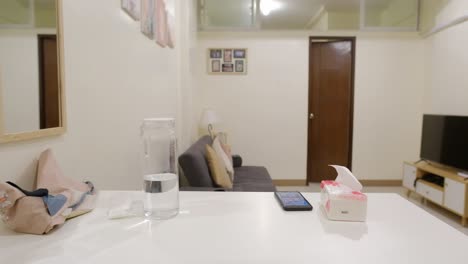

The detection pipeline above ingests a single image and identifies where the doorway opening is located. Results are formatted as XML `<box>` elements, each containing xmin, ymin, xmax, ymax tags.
<box><xmin>38</xmin><ymin>34</ymin><xmax>60</xmax><ymax>129</ymax></box>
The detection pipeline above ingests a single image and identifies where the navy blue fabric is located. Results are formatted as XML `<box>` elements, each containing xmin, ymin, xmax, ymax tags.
<box><xmin>179</xmin><ymin>137</ymin><xmax>276</xmax><ymax>192</ymax></box>
<box><xmin>178</xmin><ymin>136</ymin><xmax>215</xmax><ymax>187</ymax></box>
<box><xmin>6</xmin><ymin>181</ymin><xmax>48</xmax><ymax>197</ymax></box>
<box><xmin>232</xmin><ymin>155</ymin><xmax>243</xmax><ymax>168</ymax></box>
<box><xmin>233</xmin><ymin>166</ymin><xmax>276</xmax><ymax>192</ymax></box>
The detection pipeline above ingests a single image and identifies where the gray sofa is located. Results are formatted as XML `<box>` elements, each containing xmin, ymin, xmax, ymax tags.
<box><xmin>178</xmin><ymin>136</ymin><xmax>276</xmax><ymax>192</ymax></box>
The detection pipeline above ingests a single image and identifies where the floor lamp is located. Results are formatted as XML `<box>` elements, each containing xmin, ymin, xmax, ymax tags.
<box><xmin>200</xmin><ymin>109</ymin><xmax>219</xmax><ymax>138</ymax></box>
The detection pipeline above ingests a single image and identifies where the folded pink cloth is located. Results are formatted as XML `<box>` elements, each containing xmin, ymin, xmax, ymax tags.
<box><xmin>0</xmin><ymin>183</ymin><xmax>72</xmax><ymax>234</ymax></box>
<box><xmin>36</xmin><ymin>149</ymin><xmax>89</xmax><ymax>194</ymax></box>
<box><xmin>0</xmin><ymin>149</ymin><xmax>96</xmax><ymax>235</ymax></box>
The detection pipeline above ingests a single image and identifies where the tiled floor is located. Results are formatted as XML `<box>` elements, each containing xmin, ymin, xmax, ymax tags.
<box><xmin>277</xmin><ymin>184</ymin><xmax>468</xmax><ymax>236</ymax></box>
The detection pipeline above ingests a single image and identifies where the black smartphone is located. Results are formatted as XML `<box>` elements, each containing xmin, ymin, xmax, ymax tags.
<box><xmin>274</xmin><ymin>191</ymin><xmax>313</xmax><ymax>211</ymax></box>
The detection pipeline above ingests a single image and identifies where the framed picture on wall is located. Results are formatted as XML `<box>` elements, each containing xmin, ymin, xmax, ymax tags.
<box><xmin>210</xmin><ymin>49</ymin><xmax>222</xmax><ymax>58</ymax></box>
<box><xmin>235</xmin><ymin>60</ymin><xmax>244</xmax><ymax>72</ymax></box>
<box><xmin>164</xmin><ymin>2</ymin><xmax>176</xmax><ymax>49</ymax></box>
<box><xmin>121</xmin><ymin>0</ymin><xmax>141</xmax><ymax>20</ymax></box>
<box><xmin>223</xmin><ymin>49</ymin><xmax>233</xmax><ymax>62</ymax></box>
<box><xmin>155</xmin><ymin>0</ymin><xmax>168</xmax><ymax>47</ymax></box>
<box><xmin>212</xmin><ymin>60</ymin><xmax>221</xmax><ymax>72</ymax></box>
<box><xmin>141</xmin><ymin>0</ymin><xmax>155</xmax><ymax>39</ymax></box>
<box><xmin>207</xmin><ymin>48</ymin><xmax>247</xmax><ymax>75</ymax></box>
<box><xmin>222</xmin><ymin>64</ymin><xmax>234</xmax><ymax>73</ymax></box>
<box><xmin>234</xmin><ymin>49</ymin><xmax>246</xmax><ymax>58</ymax></box>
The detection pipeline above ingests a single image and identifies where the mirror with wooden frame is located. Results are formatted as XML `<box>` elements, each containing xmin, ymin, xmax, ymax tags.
<box><xmin>0</xmin><ymin>0</ymin><xmax>66</xmax><ymax>144</ymax></box>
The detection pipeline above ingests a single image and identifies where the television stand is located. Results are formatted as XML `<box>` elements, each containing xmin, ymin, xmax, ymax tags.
<box><xmin>403</xmin><ymin>161</ymin><xmax>468</xmax><ymax>226</ymax></box>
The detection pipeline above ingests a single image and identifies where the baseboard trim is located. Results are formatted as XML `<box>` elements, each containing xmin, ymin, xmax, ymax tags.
<box><xmin>273</xmin><ymin>179</ymin><xmax>308</xmax><ymax>186</ymax></box>
<box><xmin>360</xmin><ymin>180</ymin><xmax>402</xmax><ymax>187</ymax></box>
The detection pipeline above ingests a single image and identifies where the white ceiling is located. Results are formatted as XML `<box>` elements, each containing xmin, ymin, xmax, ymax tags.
<box><xmin>0</xmin><ymin>0</ymin><xmax>56</xmax><ymax>25</ymax></box>
<box><xmin>325</xmin><ymin>0</ymin><xmax>360</xmax><ymax>12</ymax></box>
<box><xmin>260</xmin><ymin>0</ymin><xmax>325</xmax><ymax>29</ymax></box>
<box><xmin>203</xmin><ymin>0</ymin><xmax>253</xmax><ymax>28</ymax></box>
<box><xmin>35</xmin><ymin>0</ymin><xmax>56</xmax><ymax>9</ymax></box>
<box><xmin>200</xmin><ymin>0</ymin><xmax>402</xmax><ymax>30</ymax></box>
<box><xmin>15</xmin><ymin>0</ymin><xmax>55</xmax><ymax>9</ymax></box>
<box><xmin>325</xmin><ymin>0</ymin><xmax>391</xmax><ymax>11</ymax></box>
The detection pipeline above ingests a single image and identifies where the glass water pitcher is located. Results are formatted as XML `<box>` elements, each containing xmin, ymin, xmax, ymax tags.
<box><xmin>140</xmin><ymin>118</ymin><xmax>179</xmax><ymax>220</ymax></box>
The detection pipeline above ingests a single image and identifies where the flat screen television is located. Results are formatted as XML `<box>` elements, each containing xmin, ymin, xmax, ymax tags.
<box><xmin>420</xmin><ymin>114</ymin><xmax>468</xmax><ymax>172</ymax></box>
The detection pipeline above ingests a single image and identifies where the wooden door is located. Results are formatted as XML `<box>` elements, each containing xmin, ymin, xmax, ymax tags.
<box><xmin>307</xmin><ymin>37</ymin><xmax>355</xmax><ymax>183</ymax></box>
<box><xmin>38</xmin><ymin>35</ymin><xmax>60</xmax><ymax>129</ymax></box>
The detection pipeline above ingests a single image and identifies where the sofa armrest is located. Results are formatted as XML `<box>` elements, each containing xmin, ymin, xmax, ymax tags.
<box><xmin>232</xmin><ymin>155</ymin><xmax>243</xmax><ymax>168</ymax></box>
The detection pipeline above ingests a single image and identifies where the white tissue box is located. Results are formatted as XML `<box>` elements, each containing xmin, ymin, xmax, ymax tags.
<box><xmin>320</xmin><ymin>166</ymin><xmax>367</xmax><ymax>222</ymax></box>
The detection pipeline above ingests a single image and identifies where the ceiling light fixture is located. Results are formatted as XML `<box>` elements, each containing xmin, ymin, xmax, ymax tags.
<box><xmin>260</xmin><ymin>0</ymin><xmax>282</xmax><ymax>16</ymax></box>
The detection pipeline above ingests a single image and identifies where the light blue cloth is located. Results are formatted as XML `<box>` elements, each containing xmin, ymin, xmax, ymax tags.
<box><xmin>42</xmin><ymin>194</ymin><xmax>67</xmax><ymax>216</ymax></box>
<box><xmin>69</xmin><ymin>181</ymin><xmax>95</xmax><ymax>211</ymax></box>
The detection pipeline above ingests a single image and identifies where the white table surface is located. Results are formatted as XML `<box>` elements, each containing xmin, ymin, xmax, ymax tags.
<box><xmin>1</xmin><ymin>191</ymin><xmax>467</xmax><ymax>264</ymax></box>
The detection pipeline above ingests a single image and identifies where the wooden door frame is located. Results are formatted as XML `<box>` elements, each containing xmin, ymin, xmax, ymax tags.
<box><xmin>306</xmin><ymin>36</ymin><xmax>356</xmax><ymax>183</ymax></box>
<box><xmin>0</xmin><ymin>0</ymin><xmax>66</xmax><ymax>144</ymax></box>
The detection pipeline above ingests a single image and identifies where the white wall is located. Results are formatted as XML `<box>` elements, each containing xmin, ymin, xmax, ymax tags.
<box><xmin>353</xmin><ymin>36</ymin><xmax>424</xmax><ymax>180</ymax></box>
<box><xmin>176</xmin><ymin>0</ymin><xmax>199</xmax><ymax>151</ymax></box>
<box><xmin>0</xmin><ymin>0</ymin><xmax>191</xmax><ymax>190</ymax></box>
<box><xmin>0</xmin><ymin>32</ymin><xmax>40</xmax><ymax>133</ymax></box>
<box><xmin>423</xmin><ymin>1</ymin><xmax>468</xmax><ymax>115</ymax></box>
<box><xmin>196</xmin><ymin>34</ymin><xmax>309</xmax><ymax>181</ymax></box>
<box><xmin>433</xmin><ymin>0</ymin><xmax>468</xmax><ymax>26</ymax></box>
<box><xmin>196</xmin><ymin>32</ymin><xmax>425</xmax><ymax>181</ymax></box>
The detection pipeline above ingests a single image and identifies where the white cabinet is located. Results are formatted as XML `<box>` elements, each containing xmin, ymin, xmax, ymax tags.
<box><xmin>402</xmin><ymin>164</ymin><xmax>417</xmax><ymax>191</ymax></box>
<box><xmin>444</xmin><ymin>178</ymin><xmax>466</xmax><ymax>215</ymax></box>
<box><xmin>402</xmin><ymin>161</ymin><xmax>468</xmax><ymax>226</ymax></box>
<box><xmin>416</xmin><ymin>181</ymin><xmax>443</xmax><ymax>204</ymax></box>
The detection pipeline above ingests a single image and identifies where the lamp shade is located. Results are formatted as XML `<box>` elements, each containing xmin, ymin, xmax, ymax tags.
<box><xmin>200</xmin><ymin>109</ymin><xmax>219</xmax><ymax>128</ymax></box>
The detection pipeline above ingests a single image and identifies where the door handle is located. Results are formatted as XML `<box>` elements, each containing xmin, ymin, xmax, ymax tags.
<box><xmin>309</xmin><ymin>113</ymin><xmax>315</xmax><ymax>120</ymax></box>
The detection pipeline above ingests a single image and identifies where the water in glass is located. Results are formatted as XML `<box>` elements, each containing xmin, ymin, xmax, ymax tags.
<box><xmin>141</xmin><ymin>118</ymin><xmax>179</xmax><ymax>220</ymax></box>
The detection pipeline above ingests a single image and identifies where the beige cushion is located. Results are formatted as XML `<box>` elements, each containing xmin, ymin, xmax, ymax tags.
<box><xmin>220</xmin><ymin>142</ymin><xmax>233</xmax><ymax>163</ymax></box>
<box><xmin>205</xmin><ymin>145</ymin><xmax>233</xmax><ymax>189</ymax></box>
<box><xmin>217</xmin><ymin>132</ymin><xmax>228</xmax><ymax>144</ymax></box>
<box><xmin>212</xmin><ymin>136</ymin><xmax>234</xmax><ymax>181</ymax></box>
